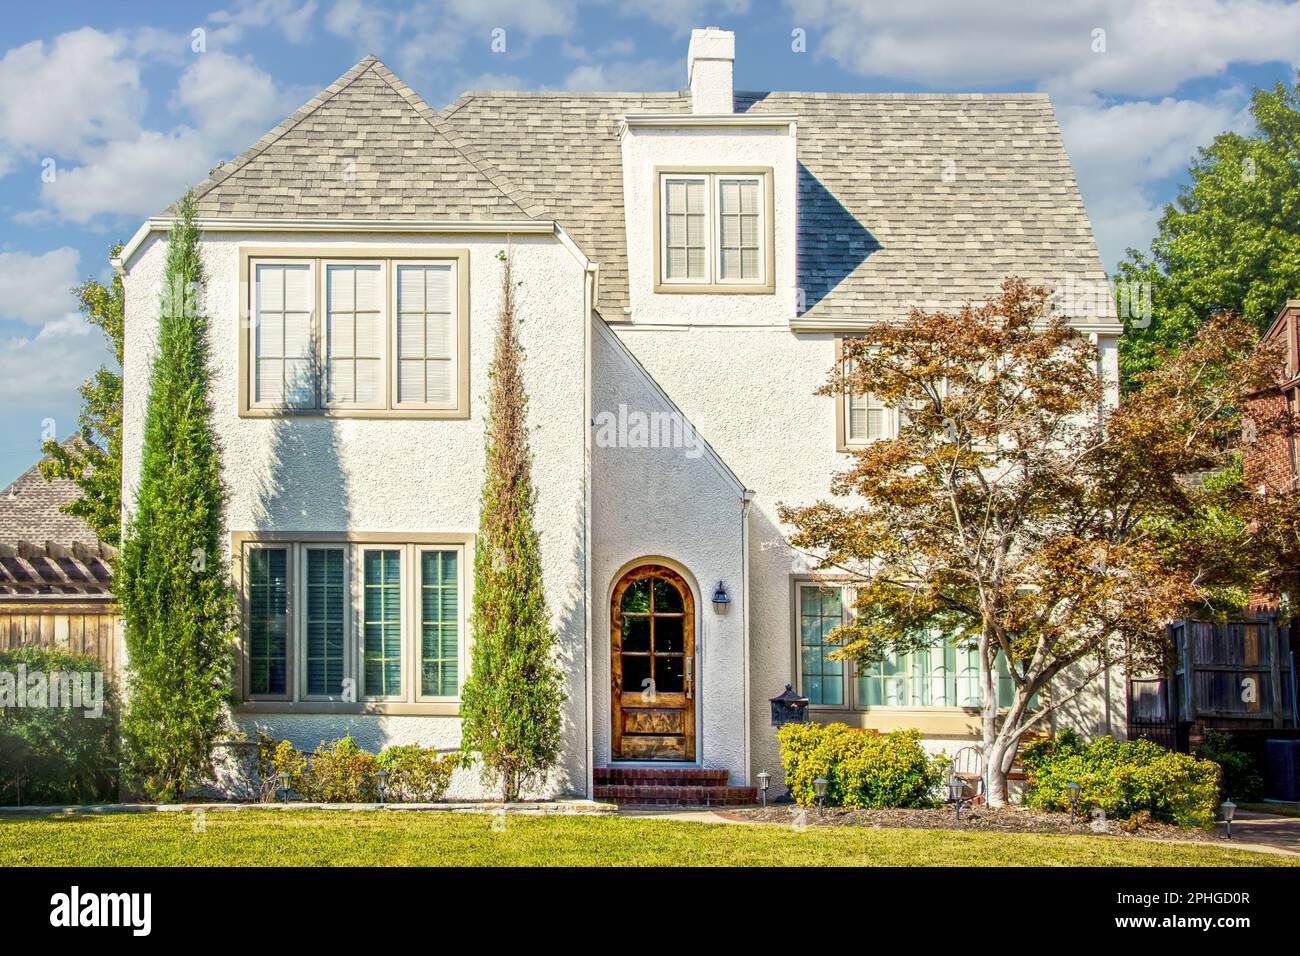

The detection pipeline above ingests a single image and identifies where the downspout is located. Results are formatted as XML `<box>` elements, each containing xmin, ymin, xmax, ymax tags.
<box><xmin>741</xmin><ymin>490</ymin><xmax>755</xmax><ymax>784</ymax></box>
<box><xmin>582</xmin><ymin>265</ymin><xmax>596</xmax><ymax>800</ymax></box>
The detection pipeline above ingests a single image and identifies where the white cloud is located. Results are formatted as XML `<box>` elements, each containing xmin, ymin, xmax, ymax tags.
<box><xmin>785</xmin><ymin>0</ymin><xmax>1300</xmax><ymax>97</ymax></box>
<box><xmin>784</xmin><ymin>0</ymin><xmax>1300</xmax><ymax>263</ymax></box>
<box><xmin>0</xmin><ymin>28</ymin><xmax>145</xmax><ymax>165</ymax></box>
<box><xmin>209</xmin><ymin>0</ymin><xmax>319</xmax><ymax>47</ymax></box>
<box><xmin>0</xmin><ymin>247</ymin><xmax>81</xmax><ymax>326</ymax></box>
<box><xmin>28</xmin><ymin>51</ymin><xmax>297</xmax><ymax>223</ymax></box>
<box><xmin>173</xmin><ymin>52</ymin><xmax>296</xmax><ymax>144</ymax></box>
<box><xmin>1058</xmin><ymin>93</ymin><xmax>1254</xmax><ymax>267</ymax></box>
<box><xmin>562</xmin><ymin>58</ymin><xmax>682</xmax><ymax>92</ymax></box>
<box><xmin>0</xmin><ymin>321</ymin><xmax>109</xmax><ymax>406</ymax></box>
<box><xmin>613</xmin><ymin>0</ymin><xmax>751</xmax><ymax>33</ymax></box>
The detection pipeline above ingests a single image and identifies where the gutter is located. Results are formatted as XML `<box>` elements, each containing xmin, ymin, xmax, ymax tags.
<box><xmin>112</xmin><ymin>216</ymin><xmax>559</xmax><ymax>273</ymax></box>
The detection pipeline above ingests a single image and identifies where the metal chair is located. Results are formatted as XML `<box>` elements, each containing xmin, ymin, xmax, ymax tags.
<box><xmin>950</xmin><ymin>746</ymin><xmax>985</xmax><ymax>805</ymax></box>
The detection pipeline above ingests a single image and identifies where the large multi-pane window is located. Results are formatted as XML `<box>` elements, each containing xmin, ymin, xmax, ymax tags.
<box><xmin>658</xmin><ymin>169</ymin><xmax>771</xmax><ymax>289</ymax></box>
<box><xmin>241</xmin><ymin>540</ymin><xmax>464</xmax><ymax>705</ymax></box>
<box><xmin>797</xmin><ymin>583</ymin><xmax>1019</xmax><ymax>710</ymax></box>
<box><xmin>245</xmin><ymin>254</ymin><xmax>466</xmax><ymax>417</ymax></box>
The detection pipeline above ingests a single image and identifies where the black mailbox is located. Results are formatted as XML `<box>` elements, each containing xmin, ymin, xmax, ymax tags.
<box><xmin>770</xmin><ymin>684</ymin><xmax>810</xmax><ymax>727</ymax></box>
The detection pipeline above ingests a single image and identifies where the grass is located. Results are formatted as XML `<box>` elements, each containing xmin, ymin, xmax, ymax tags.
<box><xmin>0</xmin><ymin>810</ymin><xmax>1292</xmax><ymax>867</ymax></box>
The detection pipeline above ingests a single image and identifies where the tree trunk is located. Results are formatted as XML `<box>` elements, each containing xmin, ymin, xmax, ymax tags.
<box><xmin>980</xmin><ymin>626</ymin><xmax>1005</xmax><ymax>805</ymax></box>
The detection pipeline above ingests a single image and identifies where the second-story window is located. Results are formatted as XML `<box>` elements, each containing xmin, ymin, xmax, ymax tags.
<box><xmin>656</xmin><ymin>168</ymin><xmax>773</xmax><ymax>293</ymax></box>
<box><xmin>244</xmin><ymin>252</ymin><xmax>468</xmax><ymax>418</ymax></box>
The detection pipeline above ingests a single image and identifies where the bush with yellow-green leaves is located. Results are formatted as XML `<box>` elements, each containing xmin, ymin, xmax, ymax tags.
<box><xmin>777</xmin><ymin>722</ymin><xmax>946</xmax><ymax>809</ymax></box>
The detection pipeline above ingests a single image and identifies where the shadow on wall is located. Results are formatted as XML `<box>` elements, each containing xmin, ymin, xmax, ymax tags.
<box><xmin>795</xmin><ymin>161</ymin><xmax>880</xmax><ymax>315</ymax></box>
<box><xmin>251</xmin><ymin>342</ymin><xmax>351</xmax><ymax>532</ymax></box>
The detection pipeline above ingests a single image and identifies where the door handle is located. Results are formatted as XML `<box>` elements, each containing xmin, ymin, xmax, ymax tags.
<box><xmin>685</xmin><ymin>657</ymin><xmax>694</xmax><ymax>700</ymax></box>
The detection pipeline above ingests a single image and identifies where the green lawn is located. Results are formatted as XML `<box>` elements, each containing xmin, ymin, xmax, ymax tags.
<box><xmin>0</xmin><ymin>810</ymin><xmax>1291</xmax><ymax>866</ymax></box>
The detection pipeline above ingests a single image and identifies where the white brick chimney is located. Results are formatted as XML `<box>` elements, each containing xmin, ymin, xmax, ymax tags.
<box><xmin>687</xmin><ymin>27</ymin><xmax>734</xmax><ymax>114</ymax></box>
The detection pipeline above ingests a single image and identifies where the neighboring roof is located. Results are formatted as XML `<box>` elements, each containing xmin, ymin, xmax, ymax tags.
<box><xmin>187</xmin><ymin>57</ymin><xmax>530</xmax><ymax>221</ymax></box>
<box><xmin>0</xmin><ymin>444</ymin><xmax>114</xmax><ymax>598</ymax></box>
<box><xmin>181</xmin><ymin>56</ymin><xmax>1113</xmax><ymax>326</ymax></box>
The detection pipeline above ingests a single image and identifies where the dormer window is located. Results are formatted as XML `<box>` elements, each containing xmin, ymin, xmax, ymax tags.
<box><xmin>654</xmin><ymin>167</ymin><xmax>773</xmax><ymax>294</ymax></box>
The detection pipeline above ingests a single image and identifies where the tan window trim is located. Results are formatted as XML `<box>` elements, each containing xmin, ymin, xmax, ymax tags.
<box><xmin>653</xmin><ymin>166</ymin><xmax>775</xmax><ymax>295</ymax></box>
<box><xmin>231</xmin><ymin>531</ymin><xmax>473</xmax><ymax>716</ymax></box>
<box><xmin>238</xmin><ymin>246</ymin><xmax>470</xmax><ymax>420</ymax></box>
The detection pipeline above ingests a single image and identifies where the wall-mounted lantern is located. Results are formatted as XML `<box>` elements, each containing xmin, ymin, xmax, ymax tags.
<box><xmin>770</xmin><ymin>684</ymin><xmax>809</xmax><ymax>727</ymax></box>
<box><xmin>711</xmin><ymin>581</ymin><xmax>731</xmax><ymax>614</ymax></box>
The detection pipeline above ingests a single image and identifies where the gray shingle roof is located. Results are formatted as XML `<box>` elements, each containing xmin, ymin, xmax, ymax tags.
<box><xmin>0</xmin><ymin>449</ymin><xmax>100</xmax><ymax>547</ymax></box>
<box><xmin>186</xmin><ymin>57</ymin><xmax>1112</xmax><ymax>324</ymax></box>
<box><xmin>189</xmin><ymin>58</ymin><xmax>530</xmax><ymax>221</ymax></box>
<box><xmin>0</xmin><ymin>445</ymin><xmax>114</xmax><ymax>597</ymax></box>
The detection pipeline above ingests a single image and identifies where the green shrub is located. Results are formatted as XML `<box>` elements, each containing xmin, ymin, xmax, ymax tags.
<box><xmin>300</xmin><ymin>737</ymin><xmax>377</xmax><ymax>803</ymax></box>
<box><xmin>376</xmin><ymin>745</ymin><xmax>457</xmax><ymax>802</ymax></box>
<box><xmin>0</xmin><ymin>647</ymin><xmax>119</xmax><ymax>805</ymax></box>
<box><xmin>253</xmin><ymin>736</ymin><xmax>457</xmax><ymax>803</ymax></box>
<box><xmin>252</xmin><ymin>732</ymin><xmax>308</xmax><ymax>802</ymax></box>
<box><xmin>777</xmin><ymin>722</ymin><xmax>945</xmax><ymax>809</ymax></box>
<box><xmin>1195</xmin><ymin>731</ymin><xmax>1263</xmax><ymax>802</ymax></box>
<box><xmin>1022</xmin><ymin>731</ymin><xmax>1221</xmax><ymax>829</ymax></box>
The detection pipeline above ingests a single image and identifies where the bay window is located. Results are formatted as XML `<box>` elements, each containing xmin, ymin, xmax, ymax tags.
<box><xmin>796</xmin><ymin>582</ymin><xmax>1020</xmax><ymax>711</ymax></box>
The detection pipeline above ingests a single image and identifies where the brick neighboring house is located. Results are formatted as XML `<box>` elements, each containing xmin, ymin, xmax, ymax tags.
<box><xmin>1245</xmin><ymin>299</ymin><xmax>1300</xmax><ymax>500</ymax></box>
<box><xmin>0</xmin><ymin>444</ymin><xmax>121</xmax><ymax>674</ymax></box>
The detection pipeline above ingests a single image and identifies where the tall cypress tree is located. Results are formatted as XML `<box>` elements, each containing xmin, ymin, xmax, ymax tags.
<box><xmin>459</xmin><ymin>250</ymin><xmax>565</xmax><ymax>802</ymax></box>
<box><xmin>116</xmin><ymin>193</ymin><xmax>235</xmax><ymax>801</ymax></box>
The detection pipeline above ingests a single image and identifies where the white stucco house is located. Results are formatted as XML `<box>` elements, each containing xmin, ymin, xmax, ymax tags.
<box><xmin>115</xmin><ymin>28</ymin><xmax>1122</xmax><ymax>803</ymax></box>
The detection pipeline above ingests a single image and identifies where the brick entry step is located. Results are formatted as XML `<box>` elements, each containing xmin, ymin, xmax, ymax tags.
<box><xmin>593</xmin><ymin>766</ymin><xmax>758</xmax><ymax>807</ymax></box>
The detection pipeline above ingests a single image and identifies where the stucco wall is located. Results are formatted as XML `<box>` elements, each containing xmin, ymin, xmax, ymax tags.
<box><xmin>619</xmin><ymin>123</ymin><xmax>798</xmax><ymax>326</ymax></box>
<box><xmin>121</xmin><ymin>230</ymin><xmax>589</xmax><ymax>798</ymax></box>
<box><xmin>590</xmin><ymin>321</ymin><xmax>750</xmax><ymax>780</ymax></box>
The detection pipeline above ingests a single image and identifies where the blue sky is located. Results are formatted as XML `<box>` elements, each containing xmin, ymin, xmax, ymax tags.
<box><xmin>1</xmin><ymin>0</ymin><xmax>1298</xmax><ymax>486</ymax></box>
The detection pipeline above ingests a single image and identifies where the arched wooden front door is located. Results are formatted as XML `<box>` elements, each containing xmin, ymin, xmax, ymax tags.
<box><xmin>611</xmin><ymin>565</ymin><xmax>696</xmax><ymax>761</ymax></box>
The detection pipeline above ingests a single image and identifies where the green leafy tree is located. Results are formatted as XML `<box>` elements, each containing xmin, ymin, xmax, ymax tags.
<box><xmin>779</xmin><ymin>279</ymin><xmax>1291</xmax><ymax>805</ymax></box>
<box><xmin>38</xmin><ymin>244</ymin><xmax>124</xmax><ymax>546</ymax></box>
<box><xmin>459</xmin><ymin>250</ymin><xmax>565</xmax><ymax>802</ymax></box>
<box><xmin>115</xmin><ymin>194</ymin><xmax>236</xmax><ymax>801</ymax></box>
<box><xmin>1118</xmin><ymin>76</ymin><xmax>1300</xmax><ymax>382</ymax></box>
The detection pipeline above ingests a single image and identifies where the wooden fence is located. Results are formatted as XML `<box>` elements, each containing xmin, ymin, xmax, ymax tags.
<box><xmin>0</xmin><ymin>601</ymin><xmax>122</xmax><ymax>675</ymax></box>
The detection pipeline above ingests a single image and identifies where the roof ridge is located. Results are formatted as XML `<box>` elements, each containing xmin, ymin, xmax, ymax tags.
<box><xmin>188</xmin><ymin>55</ymin><xmax>380</xmax><ymax>208</ymax></box>
<box><xmin>367</xmin><ymin>63</ymin><xmax>537</xmax><ymax>220</ymax></box>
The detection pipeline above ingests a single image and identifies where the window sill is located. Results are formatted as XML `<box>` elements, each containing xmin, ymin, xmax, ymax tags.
<box><xmin>237</xmin><ymin>700</ymin><xmax>461</xmax><ymax>717</ymax></box>
<box><xmin>238</xmin><ymin>406</ymin><xmax>468</xmax><ymax>420</ymax></box>
<box><xmin>654</xmin><ymin>282</ymin><xmax>775</xmax><ymax>295</ymax></box>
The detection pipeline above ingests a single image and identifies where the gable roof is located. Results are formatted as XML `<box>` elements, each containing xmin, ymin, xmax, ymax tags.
<box><xmin>182</xmin><ymin>56</ymin><xmax>1112</xmax><ymax>326</ymax></box>
<box><xmin>188</xmin><ymin>57</ymin><xmax>530</xmax><ymax>221</ymax></box>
